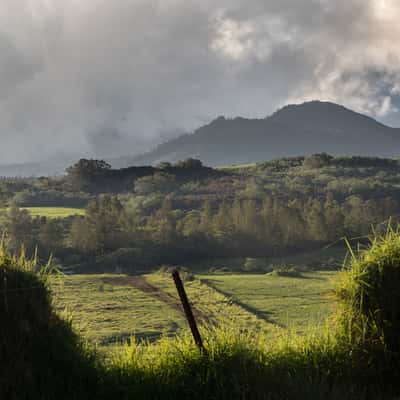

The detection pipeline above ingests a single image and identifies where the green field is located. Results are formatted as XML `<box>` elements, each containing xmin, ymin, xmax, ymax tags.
<box><xmin>20</xmin><ymin>207</ymin><xmax>85</xmax><ymax>218</ymax></box>
<box><xmin>50</xmin><ymin>270</ymin><xmax>336</xmax><ymax>353</ymax></box>
<box><xmin>50</xmin><ymin>274</ymin><xmax>187</xmax><ymax>349</ymax></box>
<box><xmin>201</xmin><ymin>272</ymin><xmax>336</xmax><ymax>333</ymax></box>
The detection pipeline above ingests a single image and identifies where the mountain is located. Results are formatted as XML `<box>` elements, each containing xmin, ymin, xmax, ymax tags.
<box><xmin>1</xmin><ymin>100</ymin><xmax>399</xmax><ymax>176</ymax></box>
<box><xmin>122</xmin><ymin>101</ymin><xmax>400</xmax><ymax>167</ymax></box>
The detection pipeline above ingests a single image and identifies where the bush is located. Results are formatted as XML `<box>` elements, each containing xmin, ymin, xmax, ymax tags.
<box><xmin>267</xmin><ymin>266</ymin><xmax>303</xmax><ymax>278</ymax></box>
<box><xmin>243</xmin><ymin>257</ymin><xmax>267</xmax><ymax>272</ymax></box>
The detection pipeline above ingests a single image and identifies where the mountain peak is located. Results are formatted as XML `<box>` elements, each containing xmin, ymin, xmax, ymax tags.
<box><xmin>269</xmin><ymin>100</ymin><xmax>386</xmax><ymax>129</ymax></box>
<box><xmin>121</xmin><ymin>100</ymin><xmax>398</xmax><ymax>168</ymax></box>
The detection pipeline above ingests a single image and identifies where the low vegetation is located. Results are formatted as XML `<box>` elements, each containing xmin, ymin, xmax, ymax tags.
<box><xmin>0</xmin><ymin>251</ymin><xmax>99</xmax><ymax>400</ymax></box>
<box><xmin>3</xmin><ymin>227</ymin><xmax>400</xmax><ymax>398</ymax></box>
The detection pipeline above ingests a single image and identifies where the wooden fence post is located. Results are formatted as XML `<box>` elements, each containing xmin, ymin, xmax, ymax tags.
<box><xmin>172</xmin><ymin>269</ymin><xmax>205</xmax><ymax>353</ymax></box>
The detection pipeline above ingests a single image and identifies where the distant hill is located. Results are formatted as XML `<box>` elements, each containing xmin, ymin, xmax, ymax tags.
<box><xmin>1</xmin><ymin>100</ymin><xmax>399</xmax><ymax>177</ymax></box>
<box><xmin>121</xmin><ymin>101</ymin><xmax>400</xmax><ymax>167</ymax></box>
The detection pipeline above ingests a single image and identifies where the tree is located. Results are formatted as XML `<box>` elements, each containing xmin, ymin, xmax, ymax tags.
<box><xmin>175</xmin><ymin>158</ymin><xmax>203</xmax><ymax>169</ymax></box>
<box><xmin>134</xmin><ymin>173</ymin><xmax>177</xmax><ymax>195</ymax></box>
<box><xmin>66</xmin><ymin>159</ymin><xmax>111</xmax><ymax>190</ymax></box>
<box><xmin>75</xmin><ymin>195</ymin><xmax>125</xmax><ymax>253</ymax></box>
<box><xmin>157</xmin><ymin>161</ymin><xmax>172</xmax><ymax>169</ymax></box>
<box><xmin>324</xmin><ymin>194</ymin><xmax>345</xmax><ymax>241</ymax></box>
<box><xmin>153</xmin><ymin>199</ymin><xmax>178</xmax><ymax>242</ymax></box>
<box><xmin>303</xmin><ymin>153</ymin><xmax>333</xmax><ymax>169</ymax></box>
<box><xmin>4</xmin><ymin>206</ymin><xmax>36</xmax><ymax>254</ymax></box>
<box><xmin>200</xmin><ymin>200</ymin><xmax>213</xmax><ymax>234</ymax></box>
<box><xmin>68</xmin><ymin>218</ymin><xmax>97</xmax><ymax>253</ymax></box>
<box><xmin>214</xmin><ymin>201</ymin><xmax>234</xmax><ymax>237</ymax></box>
<box><xmin>305</xmin><ymin>199</ymin><xmax>327</xmax><ymax>242</ymax></box>
<box><xmin>38</xmin><ymin>219</ymin><xmax>64</xmax><ymax>254</ymax></box>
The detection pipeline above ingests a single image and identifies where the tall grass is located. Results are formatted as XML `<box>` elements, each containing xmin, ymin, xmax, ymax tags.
<box><xmin>0</xmin><ymin>247</ymin><xmax>100</xmax><ymax>400</ymax></box>
<box><xmin>333</xmin><ymin>227</ymin><xmax>400</xmax><ymax>378</ymax></box>
<box><xmin>3</xmin><ymin>228</ymin><xmax>400</xmax><ymax>399</ymax></box>
<box><xmin>107</xmin><ymin>325</ymin><xmax>379</xmax><ymax>399</ymax></box>
<box><xmin>106</xmin><ymin>227</ymin><xmax>400</xmax><ymax>399</ymax></box>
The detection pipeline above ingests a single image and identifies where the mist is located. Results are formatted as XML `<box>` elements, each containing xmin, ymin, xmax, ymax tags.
<box><xmin>0</xmin><ymin>0</ymin><xmax>400</xmax><ymax>164</ymax></box>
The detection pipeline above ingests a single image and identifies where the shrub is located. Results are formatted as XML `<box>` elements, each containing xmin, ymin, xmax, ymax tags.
<box><xmin>243</xmin><ymin>257</ymin><xmax>266</xmax><ymax>272</ymax></box>
<box><xmin>267</xmin><ymin>266</ymin><xmax>303</xmax><ymax>278</ymax></box>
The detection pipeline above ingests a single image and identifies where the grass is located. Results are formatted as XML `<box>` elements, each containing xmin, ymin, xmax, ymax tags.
<box><xmin>146</xmin><ymin>273</ymin><xmax>281</xmax><ymax>335</ymax></box>
<box><xmin>5</xmin><ymin>231</ymin><xmax>400</xmax><ymax>399</ymax></box>
<box><xmin>50</xmin><ymin>274</ymin><xmax>187</xmax><ymax>352</ymax></box>
<box><xmin>108</xmin><ymin>325</ymin><xmax>374</xmax><ymax>400</ymax></box>
<box><xmin>20</xmin><ymin>206</ymin><xmax>86</xmax><ymax>218</ymax></box>
<box><xmin>201</xmin><ymin>272</ymin><xmax>336</xmax><ymax>334</ymax></box>
<box><xmin>0</xmin><ymin>251</ymin><xmax>99</xmax><ymax>400</ymax></box>
<box><xmin>50</xmin><ymin>270</ymin><xmax>335</xmax><ymax>354</ymax></box>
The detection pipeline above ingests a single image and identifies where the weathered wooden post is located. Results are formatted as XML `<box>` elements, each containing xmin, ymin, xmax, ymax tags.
<box><xmin>172</xmin><ymin>269</ymin><xmax>205</xmax><ymax>352</ymax></box>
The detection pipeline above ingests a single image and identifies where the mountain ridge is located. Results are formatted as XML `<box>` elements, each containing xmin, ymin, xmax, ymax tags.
<box><xmin>1</xmin><ymin>100</ymin><xmax>399</xmax><ymax>176</ymax></box>
<box><xmin>118</xmin><ymin>101</ymin><xmax>400</xmax><ymax>167</ymax></box>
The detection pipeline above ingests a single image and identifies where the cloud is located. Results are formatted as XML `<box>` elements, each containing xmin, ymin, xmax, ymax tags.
<box><xmin>0</xmin><ymin>0</ymin><xmax>400</xmax><ymax>163</ymax></box>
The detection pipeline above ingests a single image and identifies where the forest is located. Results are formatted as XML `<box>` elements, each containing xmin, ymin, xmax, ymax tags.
<box><xmin>0</xmin><ymin>153</ymin><xmax>399</xmax><ymax>272</ymax></box>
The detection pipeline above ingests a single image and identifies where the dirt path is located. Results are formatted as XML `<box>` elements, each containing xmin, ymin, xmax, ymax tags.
<box><xmin>101</xmin><ymin>275</ymin><xmax>211</xmax><ymax>324</ymax></box>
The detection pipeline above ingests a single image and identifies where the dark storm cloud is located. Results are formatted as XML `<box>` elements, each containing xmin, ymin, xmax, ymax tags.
<box><xmin>0</xmin><ymin>0</ymin><xmax>399</xmax><ymax>163</ymax></box>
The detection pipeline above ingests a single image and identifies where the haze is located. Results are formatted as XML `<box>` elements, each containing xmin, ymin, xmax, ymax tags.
<box><xmin>1</xmin><ymin>0</ymin><xmax>400</xmax><ymax>164</ymax></box>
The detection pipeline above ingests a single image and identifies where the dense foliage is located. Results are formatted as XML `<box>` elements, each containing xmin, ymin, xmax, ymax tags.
<box><xmin>1</xmin><ymin>154</ymin><xmax>400</xmax><ymax>272</ymax></box>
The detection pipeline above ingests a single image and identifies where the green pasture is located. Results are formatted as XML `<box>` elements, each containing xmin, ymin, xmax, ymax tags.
<box><xmin>50</xmin><ymin>274</ymin><xmax>186</xmax><ymax>351</ymax></box>
<box><xmin>21</xmin><ymin>207</ymin><xmax>85</xmax><ymax>218</ymax></box>
<box><xmin>201</xmin><ymin>272</ymin><xmax>337</xmax><ymax>333</ymax></box>
<box><xmin>50</xmin><ymin>270</ymin><xmax>335</xmax><ymax>353</ymax></box>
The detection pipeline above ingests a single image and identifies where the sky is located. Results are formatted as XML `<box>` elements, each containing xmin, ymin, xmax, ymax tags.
<box><xmin>0</xmin><ymin>0</ymin><xmax>400</xmax><ymax>164</ymax></box>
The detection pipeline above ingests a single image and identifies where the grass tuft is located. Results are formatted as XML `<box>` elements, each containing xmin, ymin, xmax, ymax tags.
<box><xmin>334</xmin><ymin>226</ymin><xmax>400</xmax><ymax>370</ymax></box>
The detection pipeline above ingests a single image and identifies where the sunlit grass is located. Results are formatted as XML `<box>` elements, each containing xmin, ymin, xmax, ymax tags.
<box><xmin>50</xmin><ymin>274</ymin><xmax>186</xmax><ymax>353</ymax></box>
<box><xmin>20</xmin><ymin>207</ymin><xmax>86</xmax><ymax>218</ymax></box>
<box><xmin>50</xmin><ymin>271</ymin><xmax>334</xmax><ymax>354</ymax></box>
<box><xmin>201</xmin><ymin>272</ymin><xmax>337</xmax><ymax>334</ymax></box>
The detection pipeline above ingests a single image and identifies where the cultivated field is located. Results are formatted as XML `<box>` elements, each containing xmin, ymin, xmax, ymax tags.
<box><xmin>50</xmin><ymin>270</ymin><xmax>336</xmax><ymax>353</ymax></box>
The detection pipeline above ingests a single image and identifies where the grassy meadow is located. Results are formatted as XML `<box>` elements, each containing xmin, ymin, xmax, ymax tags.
<box><xmin>50</xmin><ymin>270</ymin><xmax>335</xmax><ymax>353</ymax></box>
<box><xmin>20</xmin><ymin>206</ymin><xmax>86</xmax><ymax>218</ymax></box>
<box><xmin>50</xmin><ymin>274</ymin><xmax>187</xmax><ymax>350</ymax></box>
<box><xmin>202</xmin><ymin>272</ymin><xmax>336</xmax><ymax>333</ymax></box>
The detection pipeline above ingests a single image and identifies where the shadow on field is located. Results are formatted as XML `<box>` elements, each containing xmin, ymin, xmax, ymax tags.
<box><xmin>100</xmin><ymin>276</ymin><xmax>213</xmax><ymax>325</ymax></box>
<box><xmin>199</xmin><ymin>279</ymin><xmax>284</xmax><ymax>328</ymax></box>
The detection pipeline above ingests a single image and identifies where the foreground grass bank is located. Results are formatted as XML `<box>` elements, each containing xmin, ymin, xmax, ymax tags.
<box><xmin>3</xmin><ymin>229</ymin><xmax>400</xmax><ymax>399</ymax></box>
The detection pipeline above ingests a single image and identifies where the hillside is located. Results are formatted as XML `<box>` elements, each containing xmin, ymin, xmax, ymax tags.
<box><xmin>123</xmin><ymin>101</ymin><xmax>400</xmax><ymax>167</ymax></box>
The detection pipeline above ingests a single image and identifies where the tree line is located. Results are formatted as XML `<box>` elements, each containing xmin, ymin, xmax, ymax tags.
<box><xmin>1</xmin><ymin>191</ymin><xmax>398</xmax><ymax>272</ymax></box>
